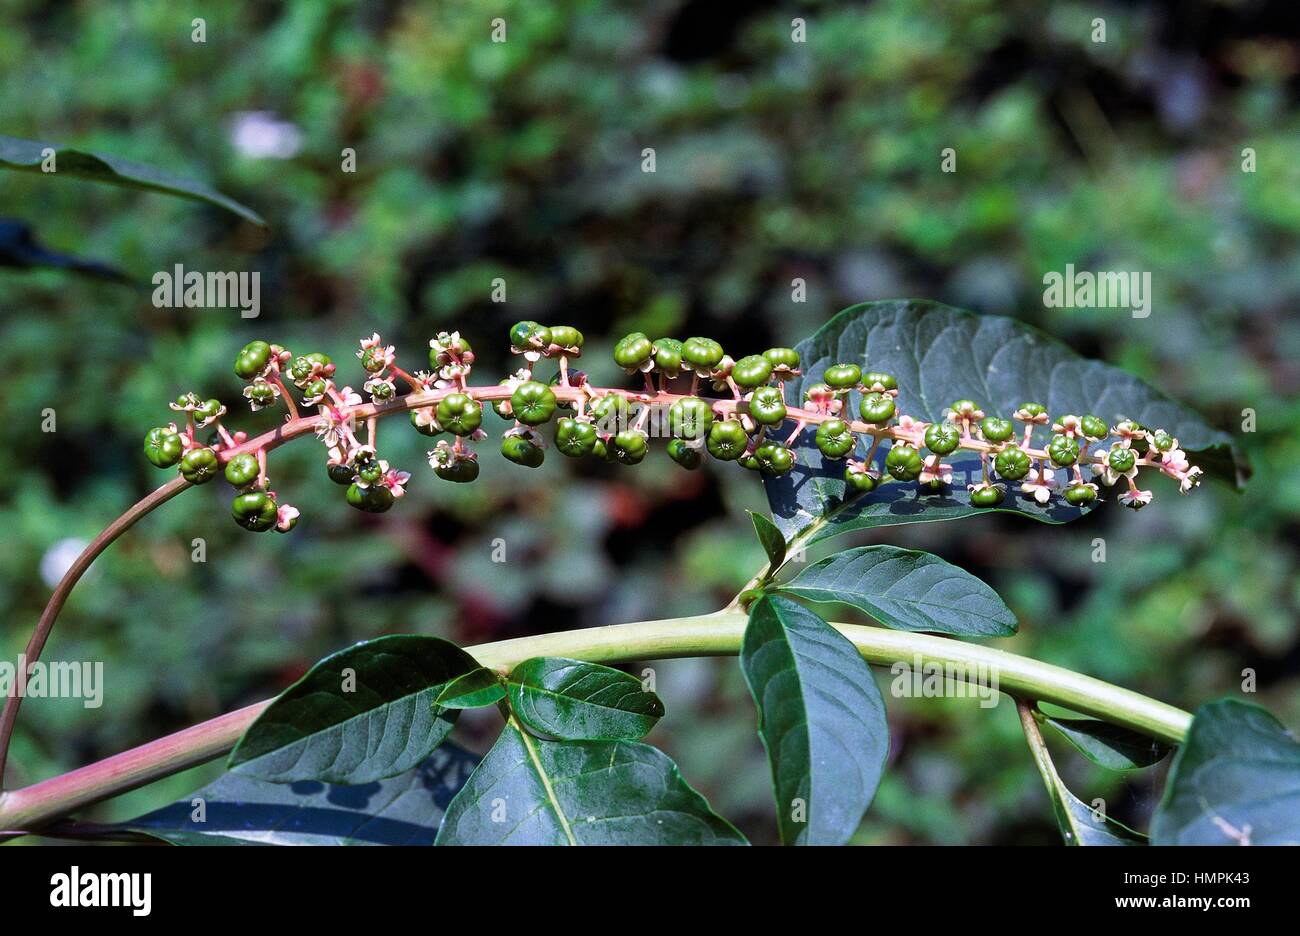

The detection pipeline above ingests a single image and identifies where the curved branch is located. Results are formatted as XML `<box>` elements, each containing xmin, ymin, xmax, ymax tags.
<box><xmin>0</xmin><ymin>611</ymin><xmax>1191</xmax><ymax>834</ymax></box>
<box><xmin>0</xmin><ymin>476</ymin><xmax>192</xmax><ymax>784</ymax></box>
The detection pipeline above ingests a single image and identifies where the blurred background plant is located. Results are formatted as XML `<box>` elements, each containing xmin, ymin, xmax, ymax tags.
<box><xmin>0</xmin><ymin>0</ymin><xmax>1296</xmax><ymax>844</ymax></box>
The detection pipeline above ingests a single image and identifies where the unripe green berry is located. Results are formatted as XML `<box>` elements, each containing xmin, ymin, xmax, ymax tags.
<box><xmin>234</xmin><ymin>340</ymin><xmax>272</xmax><ymax>380</ymax></box>
<box><xmin>669</xmin><ymin>397</ymin><xmax>714</xmax><ymax>439</ymax></box>
<box><xmin>667</xmin><ymin>439</ymin><xmax>703</xmax><ymax>470</ymax></box>
<box><xmin>994</xmin><ymin>446</ymin><xmax>1032</xmax><ymax>480</ymax></box>
<box><xmin>1150</xmin><ymin>429</ymin><xmax>1175</xmax><ymax>452</ymax></box>
<box><xmin>613</xmin><ymin>332</ymin><xmax>653</xmax><ymax>369</ymax></box>
<box><xmin>548</xmin><ymin>325</ymin><xmax>583</xmax><ymax>352</ymax></box>
<box><xmin>555</xmin><ymin>418</ymin><xmax>597</xmax><ymax>457</ymax></box>
<box><xmin>980</xmin><ymin>416</ymin><xmax>1014</xmax><ymax>443</ymax></box>
<box><xmin>345</xmin><ymin>482</ymin><xmax>394</xmax><ymax>513</ymax></box>
<box><xmin>1080</xmin><ymin>414</ymin><xmax>1108</xmax><ymax>440</ymax></box>
<box><xmin>859</xmin><ymin>392</ymin><xmax>896</xmax><ymax>424</ymax></box>
<box><xmin>510</xmin><ymin>321</ymin><xmax>551</xmax><ymax>351</ymax></box>
<box><xmin>754</xmin><ymin>441</ymin><xmax>794</xmax><ymax>475</ymax></box>
<box><xmin>748</xmin><ymin>386</ymin><xmax>787</xmax><ymax>426</ymax></box>
<box><xmin>885</xmin><ymin>443</ymin><xmax>924</xmax><ymax>481</ymax></box>
<box><xmin>845</xmin><ymin>466</ymin><xmax>879</xmax><ymax>493</ymax></box>
<box><xmin>224</xmin><ymin>453</ymin><xmax>260</xmax><ymax>488</ymax></box>
<box><xmin>763</xmin><ymin>347</ymin><xmax>800</xmax><ymax>373</ymax></box>
<box><xmin>194</xmin><ymin>398</ymin><xmax>224</xmax><ymax>425</ymax></box>
<box><xmin>681</xmin><ymin>337</ymin><xmax>724</xmax><ymax>371</ymax></box>
<box><xmin>652</xmin><ymin>338</ymin><xmax>683</xmax><ymax>377</ymax></box>
<box><xmin>610</xmin><ymin>429</ymin><xmax>649</xmax><ymax>465</ymax></box>
<box><xmin>1108</xmin><ymin>446</ymin><xmax>1137</xmax><ymax>474</ymax></box>
<box><xmin>437</xmin><ymin>393</ymin><xmax>483</xmax><ymax>436</ymax></box>
<box><xmin>434</xmin><ymin>459</ymin><xmax>480</xmax><ymax>483</ymax></box>
<box><xmin>732</xmin><ymin>355</ymin><xmax>773</xmax><ymax>389</ymax></box>
<box><xmin>327</xmin><ymin>463</ymin><xmax>355</xmax><ymax>485</ymax></box>
<box><xmin>143</xmin><ymin>427</ymin><xmax>184</xmax><ymax>468</ymax></box>
<box><xmin>1047</xmin><ymin>435</ymin><xmax>1079</xmax><ymax>467</ymax></box>
<box><xmin>823</xmin><ymin>364</ymin><xmax>861</xmax><ymax>389</ymax></box>
<box><xmin>1065</xmin><ymin>483</ymin><xmax>1099</xmax><ymax>506</ymax></box>
<box><xmin>232</xmin><ymin>491</ymin><xmax>278</xmax><ymax>531</ymax></box>
<box><xmin>815</xmin><ymin>419</ymin><xmax>856</xmax><ymax>459</ymax></box>
<box><xmin>862</xmin><ymin>371</ymin><xmax>897</xmax><ymax>392</ymax></box>
<box><xmin>924</xmin><ymin>421</ymin><xmax>961</xmax><ymax>456</ymax></box>
<box><xmin>969</xmin><ymin>485</ymin><xmax>1005</xmax><ymax>508</ymax></box>
<box><xmin>1018</xmin><ymin>402</ymin><xmax>1047</xmax><ymax>417</ymax></box>
<box><xmin>501</xmin><ymin>435</ymin><xmax>545</xmax><ymax>468</ymax></box>
<box><xmin>706</xmin><ymin>419</ymin><xmax>748</xmax><ymax>461</ymax></box>
<box><xmin>510</xmin><ymin>381</ymin><xmax>557</xmax><ymax>426</ymax></box>
<box><xmin>180</xmin><ymin>447</ymin><xmax>220</xmax><ymax>484</ymax></box>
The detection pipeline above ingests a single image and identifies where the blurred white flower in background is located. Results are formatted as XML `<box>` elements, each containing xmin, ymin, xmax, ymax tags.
<box><xmin>40</xmin><ymin>537</ymin><xmax>88</xmax><ymax>588</ymax></box>
<box><xmin>228</xmin><ymin>111</ymin><xmax>303</xmax><ymax>159</ymax></box>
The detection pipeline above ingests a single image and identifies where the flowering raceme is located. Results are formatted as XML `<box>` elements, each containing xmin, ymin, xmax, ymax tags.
<box><xmin>140</xmin><ymin>324</ymin><xmax>1203</xmax><ymax>531</ymax></box>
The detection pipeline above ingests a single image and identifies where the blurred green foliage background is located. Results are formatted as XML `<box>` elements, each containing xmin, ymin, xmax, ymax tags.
<box><xmin>1</xmin><ymin>0</ymin><xmax>1297</xmax><ymax>844</ymax></box>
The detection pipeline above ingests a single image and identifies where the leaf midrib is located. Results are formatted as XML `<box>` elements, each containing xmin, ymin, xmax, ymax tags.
<box><xmin>511</xmin><ymin>720</ymin><xmax>577</xmax><ymax>846</ymax></box>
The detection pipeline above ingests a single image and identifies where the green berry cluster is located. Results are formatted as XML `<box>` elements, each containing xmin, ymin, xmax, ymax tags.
<box><xmin>143</xmin><ymin>327</ymin><xmax>1205</xmax><ymax>533</ymax></box>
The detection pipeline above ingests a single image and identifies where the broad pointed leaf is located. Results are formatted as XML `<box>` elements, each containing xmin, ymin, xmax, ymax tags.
<box><xmin>228</xmin><ymin>636</ymin><xmax>481</xmax><ymax>785</ymax></box>
<box><xmin>779</xmin><ymin>545</ymin><xmax>1017</xmax><ymax>636</ymax></box>
<box><xmin>1019</xmin><ymin>703</ymin><xmax>1144</xmax><ymax>845</ymax></box>
<box><xmin>750</xmin><ymin>511</ymin><xmax>787</xmax><ymax>570</ymax></box>
<box><xmin>435</xmin><ymin>719</ymin><xmax>745</xmax><ymax>845</ymax></box>
<box><xmin>740</xmin><ymin>595</ymin><xmax>889</xmax><ymax>845</ymax></box>
<box><xmin>1152</xmin><ymin>699</ymin><xmax>1300</xmax><ymax>845</ymax></box>
<box><xmin>1045</xmin><ymin>715</ymin><xmax>1171</xmax><ymax>770</ymax></box>
<box><xmin>114</xmin><ymin>744</ymin><xmax>479</xmax><ymax>845</ymax></box>
<box><xmin>435</xmin><ymin>667</ymin><xmax>506</xmax><ymax>709</ymax></box>
<box><xmin>0</xmin><ymin>134</ymin><xmax>266</xmax><ymax>226</ymax></box>
<box><xmin>507</xmin><ymin>657</ymin><xmax>664</xmax><ymax>740</ymax></box>
<box><xmin>765</xmin><ymin>300</ymin><xmax>1245</xmax><ymax>542</ymax></box>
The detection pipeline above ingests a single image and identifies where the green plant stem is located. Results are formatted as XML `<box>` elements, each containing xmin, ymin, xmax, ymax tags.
<box><xmin>0</xmin><ymin>610</ymin><xmax>1191</xmax><ymax>835</ymax></box>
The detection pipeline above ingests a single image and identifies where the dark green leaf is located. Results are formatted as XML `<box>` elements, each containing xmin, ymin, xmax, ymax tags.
<box><xmin>1044</xmin><ymin>715</ymin><xmax>1171</xmax><ymax>770</ymax></box>
<box><xmin>0</xmin><ymin>134</ymin><xmax>266</xmax><ymax>226</ymax></box>
<box><xmin>1152</xmin><ymin>699</ymin><xmax>1300</xmax><ymax>845</ymax></box>
<box><xmin>740</xmin><ymin>595</ymin><xmax>889</xmax><ymax>845</ymax></box>
<box><xmin>507</xmin><ymin>657</ymin><xmax>664</xmax><ymax>740</ymax></box>
<box><xmin>435</xmin><ymin>667</ymin><xmax>506</xmax><ymax>709</ymax></box>
<box><xmin>228</xmin><ymin>635</ymin><xmax>481</xmax><ymax>785</ymax></box>
<box><xmin>765</xmin><ymin>300</ymin><xmax>1246</xmax><ymax>542</ymax></box>
<box><xmin>779</xmin><ymin>545</ymin><xmax>1017</xmax><ymax>636</ymax></box>
<box><xmin>1019</xmin><ymin>703</ymin><xmax>1144</xmax><ymax>846</ymax></box>
<box><xmin>750</xmin><ymin>511</ymin><xmax>787</xmax><ymax>570</ymax></box>
<box><xmin>114</xmin><ymin>744</ymin><xmax>479</xmax><ymax>845</ymax></box>
<box><xmin>435</xmin><ymin>719</ymin><xmax>745</xmax><ymax>845</ymax></box>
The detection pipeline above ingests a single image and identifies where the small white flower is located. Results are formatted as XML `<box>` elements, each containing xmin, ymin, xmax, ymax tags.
<box><xmin>1020</xmin><ymin>467</ymin><xmax>1056</xmax><ymax>504</ymax></box>
<box><xmin>1119</xmin><ymin>488</ymin><xmax>1153</xmax><ymax>509</ymax></box>
<box><xmin>275</xmin><ymin>504</ymin><xmax>300</xmax><ymax>532</ymax></box>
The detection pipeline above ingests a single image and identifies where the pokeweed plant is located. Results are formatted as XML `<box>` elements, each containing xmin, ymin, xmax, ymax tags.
<box><xmin>0</xmin><ymin>299</ymin><xmax>1293</xmax><ymax>847</ymax></box>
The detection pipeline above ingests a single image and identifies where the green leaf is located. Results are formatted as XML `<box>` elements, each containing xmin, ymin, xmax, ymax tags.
<box><xmin>1152</xmin><ymin>699</ymin><xmax>1300</xmax><ymax>845</ymax></box>
<box><xmin>507</xmin><ymin>657</ymin><xmax>664</xmax><ymax>740</ymax></box>
<box><xmin>435</xmin><ymin>667</ymin><xmax>506</xmax><ymax>709</ymax></box>
<box><xmin>750</xmin><ymin>511</ymin><xmax>787</xmax><ymax>570</ymax></box>
<box><xmin>1044</xmin><ymin>715</ymin><xmax>1171</xmax><ymax>770</ymax></box>
<box><xmin>765</xmin><ymin>300</ymin><xmax>1246</xmax><ymax>542</ymax></box>
<box><xmin>228</xmin><ymin>635</ymin><xmax>481</xmax><ymax>785</ymax></box>
<box><xmin>435</xmin><ymin>719</ymin><xmax>745</xmax><ymax>845</ymax></box>
<box><xmin>1019</xmin><ymin>703</ymin><xmax>1144</xmax><ymax>846</ymax></box>
<box><xmin>114</xmin><ymin>744</ymin><xmax>479</xmax><ymax>845</ymax></box>
<box><xmin>740</xmin><ymin>595</ymin><xmax>889</xmax><ymax>845</ymax></box>
<box><xmin>778</xmin><ymin>545</ymin><xmax>1017</xmax><ymax>637</ymax></box>
<box><xmin>0</xmin><ymin>134</ymin><xmax>266</xmax><ymax>226</ymax></box>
